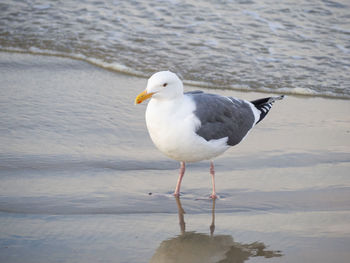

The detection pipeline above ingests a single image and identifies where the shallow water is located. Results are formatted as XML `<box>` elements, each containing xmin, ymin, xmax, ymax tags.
<box><xmin>1</xmin><ymin>0</ymin><xmax>350</xmax><ymax>98</ymax></box>
<box><xmin>0</xmin><ymin>52</ymin><xmax>350</xmax><ymax>262</ymax></box>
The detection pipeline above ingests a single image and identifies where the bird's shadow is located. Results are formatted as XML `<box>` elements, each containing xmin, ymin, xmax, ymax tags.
<box><xmin>150</xmin><ymin>197</ymin><xmax>282</xmax><ymax>263</ymax></box>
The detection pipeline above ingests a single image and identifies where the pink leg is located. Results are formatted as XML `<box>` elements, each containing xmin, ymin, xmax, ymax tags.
<box><xmin>210</xmin><ymin>161</ymin><xmax>218</xmax><ymax>199</ymax></box>
<box><xmin>174</xmin><ymin>162</ymin><xmax>185</xmax><ymax>197</ymax></box>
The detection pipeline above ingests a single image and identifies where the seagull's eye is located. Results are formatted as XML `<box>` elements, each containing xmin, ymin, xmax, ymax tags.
<box><xmin>163</xmin><ymin>83</ymin><xmax>168</xmax><ymax>87</ymax></box>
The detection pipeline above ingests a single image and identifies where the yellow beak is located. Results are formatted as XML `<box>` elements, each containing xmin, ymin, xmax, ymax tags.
<box><xmin>135</xmin><ymin>90</ymin><xmax>155</xmax><ymax>104</ymax></box>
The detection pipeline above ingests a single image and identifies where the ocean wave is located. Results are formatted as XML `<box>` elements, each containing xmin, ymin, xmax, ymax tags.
<box><xmin>1</xmin><ymin>47</ymin><xmax>349</xmax><ymax>100</ymax></box>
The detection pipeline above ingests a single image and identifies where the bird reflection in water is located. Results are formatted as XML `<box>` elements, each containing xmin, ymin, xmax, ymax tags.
<box><xmin>150</xmin><ymin>197</ymin><xmax>282</xmax><ymax>263</ymax></box>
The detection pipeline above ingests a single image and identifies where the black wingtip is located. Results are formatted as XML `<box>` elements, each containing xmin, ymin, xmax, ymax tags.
<box><xmin>251</xmin><ymin>95</ymin><xmax>284</xmax><ymax>124</ymax></box>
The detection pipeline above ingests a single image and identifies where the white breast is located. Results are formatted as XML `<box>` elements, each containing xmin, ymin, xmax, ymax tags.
<box><xmin>145</xmin><ymin>96</ymin><xmax>230</xmax><ymax>162</ymax></box>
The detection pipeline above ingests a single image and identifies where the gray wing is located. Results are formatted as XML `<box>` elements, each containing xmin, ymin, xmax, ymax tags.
<box><xmin>187</xmin><ymin>92</ymin><xmax>256</xmax><ymax>146</ymax></box>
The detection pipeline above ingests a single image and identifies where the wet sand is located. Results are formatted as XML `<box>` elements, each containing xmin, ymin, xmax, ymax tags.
<box><xmin>0</xmin><ymin>52</ymin><xmax>350</xmax><ymax>262</ymax></box>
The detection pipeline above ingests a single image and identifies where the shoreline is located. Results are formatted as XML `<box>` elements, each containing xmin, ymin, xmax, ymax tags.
<box><xmin>1</xmin><ymin>49</ymin><xmax>349</xmax><ymax>100</ymax></box>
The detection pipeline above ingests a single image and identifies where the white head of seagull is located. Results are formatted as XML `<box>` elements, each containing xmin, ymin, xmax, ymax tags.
<box><xmin>135</xmin><ymin>71</ymin><xmax>183</xmax><ymax>104</ymax></box>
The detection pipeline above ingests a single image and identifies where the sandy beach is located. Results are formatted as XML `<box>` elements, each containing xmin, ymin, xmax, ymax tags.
<box><xmin>0</xmin><ymin>52</ymin><xmax>350</xmax><ymax>263</ymax></box>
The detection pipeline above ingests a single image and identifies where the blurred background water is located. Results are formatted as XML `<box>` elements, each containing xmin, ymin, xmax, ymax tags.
<box><xmin>1</xmin><ymin>0</ymin><xmax>349</xmax><ymax>98</ymax></box>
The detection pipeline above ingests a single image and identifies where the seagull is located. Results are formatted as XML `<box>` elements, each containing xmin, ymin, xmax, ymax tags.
<box><xmin>135</xmin><ymin>71</ymin><xmax>284</xmax><ymax>199</ymax></box>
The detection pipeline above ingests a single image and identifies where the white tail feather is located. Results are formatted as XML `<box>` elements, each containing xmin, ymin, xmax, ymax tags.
<box><xmin>267</xmin><ymin>95</ymin><xmax>285</xmax><ymax>104</ymax></box>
